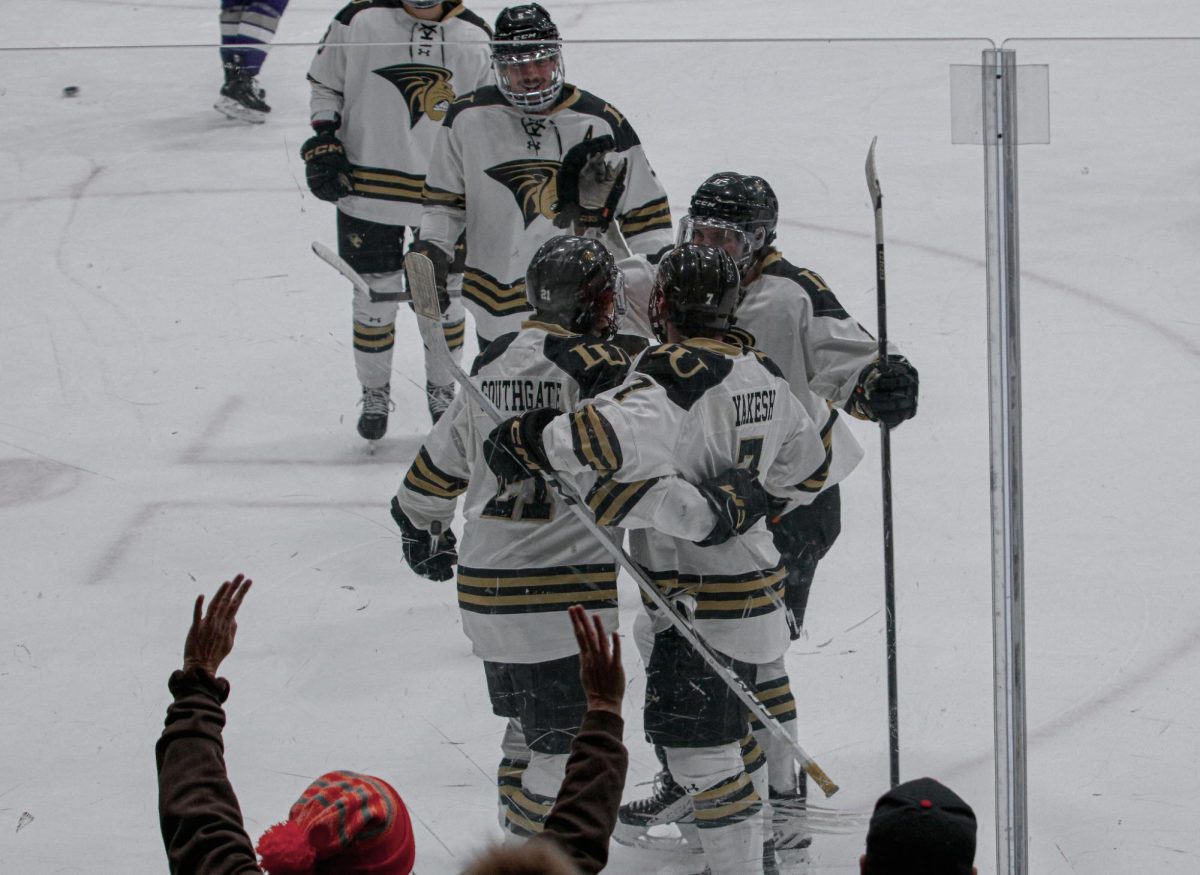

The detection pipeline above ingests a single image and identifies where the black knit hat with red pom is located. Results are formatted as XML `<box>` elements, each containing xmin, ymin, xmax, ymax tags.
<box><xmin>255</xmin><ymin>770</ymin><xmax>415</xmax><ymax>874</ymax></box>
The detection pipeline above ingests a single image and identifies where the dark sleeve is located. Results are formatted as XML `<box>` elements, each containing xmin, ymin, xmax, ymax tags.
<box><xmin>155</xmin><ymin>669</ymin><xmax>262</xmax><ymax>875</ymax></box>
<box><xmin>530</xmin><ymin>709</ymin><xmax>628</xmax><ymax>875</ymax></box>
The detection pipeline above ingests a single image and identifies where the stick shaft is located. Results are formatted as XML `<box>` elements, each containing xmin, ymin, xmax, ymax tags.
<box><xmin>866</xmin><ymin>138</ymin><xmax>901</xmax><ymax>788</ymax></box>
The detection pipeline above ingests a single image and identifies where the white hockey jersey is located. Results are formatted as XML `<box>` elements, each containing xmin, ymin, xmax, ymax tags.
<box><xmin>394</xmin><ymin>322</ymin><xmax>633</xmax><ymax>664</ymax></box>
<box><xmin>541</xmin><ymin>337</ymin><xmax>832</xmax><ymax>664</ymax></box>
<box><xmin>419</xmin><ymin>84</ymin><xmax>675</xmax><ymax>343</ymax></box>
<box><xmin>307</xmin><ymin>1</ymin><xmax>493</xmax><ymax>226</ymax></box>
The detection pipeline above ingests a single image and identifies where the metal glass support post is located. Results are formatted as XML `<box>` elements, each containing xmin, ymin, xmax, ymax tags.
<box><xmin>981</xmin><ymin>47</ymin><xmax>1029</xmax><ymax>875</ymax></box>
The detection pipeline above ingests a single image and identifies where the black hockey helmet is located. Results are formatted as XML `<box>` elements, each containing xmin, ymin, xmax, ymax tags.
<box><xmin>525</xmin><ymin>235</ymin><xmax>625</xmax><ymax>341</ymax></box>
<box><xmin>492</xmin><ymin>4</ymin><xmax>564</xmax><ymax>112</ymax></box>
<box><xmin>648</xmin><ymin>244</ymin><xmax>742</xmax><ymax>342</ymax></box>
<box><xmin>681</xmin><ymin>172</ymin><xmax>779</xmax><ymax>272</ymax></box>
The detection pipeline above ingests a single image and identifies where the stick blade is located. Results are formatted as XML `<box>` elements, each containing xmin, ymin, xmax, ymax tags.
<box><xmin>404</xmin><ymin>251</ymin><xmax>442</xmax><ymax>321</ymax></box>
<box><xmin>865</xmin><ymin>135</ymin><xmax>881</xmax><ymax>201</ymax></box>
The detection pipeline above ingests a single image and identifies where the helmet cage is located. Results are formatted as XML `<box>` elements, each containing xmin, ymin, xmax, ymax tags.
<box><xmin>404</xmin><ymin>0</ymin><xmax>443</xmax><ymax>8</ymax></box>
<box><xmin>493</xmin><ymin>47</ymin><xmax>564</xmax><ymax>112</ymax></box>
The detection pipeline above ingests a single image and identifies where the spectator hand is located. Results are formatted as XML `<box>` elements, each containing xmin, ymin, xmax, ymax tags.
<box><xmin>848</xmin><ymin>354</ymin><xmax>919</xmax><ymax>428</ymax></box>
<box><xmin>390</xmin><ymin>498</ymin><xmax>458</xmax><ymax>582</ymax></box>
<box><xmin>300</xmin><ymin>121</ymin><xmax>354</xmax><ymax>203</ymax></box>
<box><xmin>695</xmin><ymin>467</ymin><xmax>770</xmax><ymax>547</ymax></box>
<box><xmin>183</xmin><ymin>574</ymin><xmax>252</xmax><ymax>676</ymax></box>
<box><xmin>553</xmin><ymin>127</ymin><xmax>627</xmax><ymax>232</ymax></box>
<box><xmin>569</xmin><ymin>604</ymin><xmax>623</xmax><ymax>715</ymax></box>
<box><xmin>407</xmin><ymin>239</ymin><xmax>452</xmax><ymax>313</ymax></box>
<box><xmin>482</xmin><ymin>407</ymin><xmax>558</xmax><ymax>484</ymax></box>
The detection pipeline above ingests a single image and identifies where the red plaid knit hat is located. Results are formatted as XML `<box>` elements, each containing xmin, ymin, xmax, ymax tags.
<box><xmin>256</xmin><ymin>770</ymin><xmax>415</xmax><ymax>874</ymax></box>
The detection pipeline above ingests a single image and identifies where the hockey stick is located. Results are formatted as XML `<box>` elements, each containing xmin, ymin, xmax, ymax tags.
<box><xmin>404</xmin><ymin>250</ymin><xmax>840</xmax><ymax>798</ymax></box>
<box><xmin>866</xmin><ymin>137</ymin><xmax>901</xmax><ymax>788</ymax></box>
<box><xmin>312</xmin><ymin>241</ymin><xmax>409</xmax><ymax>303</ymax></box>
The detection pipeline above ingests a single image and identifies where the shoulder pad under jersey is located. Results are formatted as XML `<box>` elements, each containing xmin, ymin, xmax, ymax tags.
<box><xmin>543</xmin><ymin>334</ymin><xmax>632</xmax><ymax>399</ymax></box>
<box><xmin>470</xmin><ymin>332</ymin><xmax>519</xmax><ymax>375</ymax></box>
<box><xmin>611</xmin><ymin>332</ymin><xmax>651</xmax><ymax>359</ymax></box>
<box><xmin>634</xmin><ymin>343</ymin><xmax>734</xmax><ymax>410</ymax></box>
<box><xmin>445</xmin><ymin>3</ymin><xmax>492</xmax><ymax>35</ymax></box>
<box><xmin>444</xmin><ymin>85</ymin><xmax>508</xmax><ymax>125</ymax></box>
<box><xmin>761</xmin><ymin>255</ymin><xmax>850</xmax><ymax>319</ymax></box>
<box><xmin>334</xmin><ymin>0</ymin><xmax>384</xmax><ymax>26</ymax></box>
<box><xmin>557</xmin><ymin>88</ymin><xmax>641</xmax><ymax>151</ymax></box>
<box><xmin>749</xmin><ymin>347</ymin><xmax>786</xmax><ymax>380</ymax></box>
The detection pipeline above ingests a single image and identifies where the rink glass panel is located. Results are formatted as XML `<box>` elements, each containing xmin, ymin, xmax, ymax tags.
<box><xmin>5</xmin><ymin>35</ymin><xmax>1198</xmax><ymax>875</ymax></box>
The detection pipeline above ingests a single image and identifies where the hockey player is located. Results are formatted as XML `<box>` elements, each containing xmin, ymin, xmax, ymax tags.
<box><xmin>302</xmin><ymin>0</ymin><xmax>493</xmax><ymax>438</ymax></box>
<box><xmin>391</xmin><ymin>235</ymin><xmax>635</xmax><ymax>841</ymax></box>
<box><xmin>215</xmin><ymin>0</ymin><xmax>289</xmax><ymax>123</ymax></box>
<box><xmin>412</xmin><ymin>3</ymin><xmax>674</xmax><ymax>354</ymax></box>
<box><xmin>482</xmin><ymin>244</ymin><xmax>834</xmax><ymax>875</ymax></box>
<box><xmin>657</xmin><ymin>171</ymin><xmax>920</xmax><ymax>855</ymax></box>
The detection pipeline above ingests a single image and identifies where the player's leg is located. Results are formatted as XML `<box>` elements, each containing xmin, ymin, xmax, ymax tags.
<box><xmin>484</xmin><ymin>662</ymin><xmax>534</xmax><ymax>837</ymax></box>
<box><xmin>752</xmin><ymin>656</ymin><xmax>810</xmax><ymax>857</ymax></box>
<box><xmin>645</xmin><ymin>628</ymin><xmax>765</xmax><ymax>875</ymax></box>
<box><xmin>491</xmin><ymin>654</ymin><xmax>587</xmax><ymax>840</ymax></box>
<box><xmin>617</xmin><ymin>609</ymin><xmax>691</xmax><ymax>839</ymax></box>
<box><xmin>215</xmin><ymin>0</ymin><xmax>288</xmax><ymax>122</ymax></box>
<box><xmin>338</xmin><ymin>211</ymin><xmax>404</xmax><ymax>441</ymax></box>
<box><xmin>761</xmin><ymin>486</ymin><xmax>840</xmax><ymax>857</ymax></box>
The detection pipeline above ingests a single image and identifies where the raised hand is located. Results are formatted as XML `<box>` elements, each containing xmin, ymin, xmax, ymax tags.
<box><xmin>569</xmin><ymin>604</ymin><xmax>624</xmax><ymax>715</ymax></box>
<box><xmin>183</xmin><ymin>574</ymin><xmax>252</xmax><ymax>676</ymax></box>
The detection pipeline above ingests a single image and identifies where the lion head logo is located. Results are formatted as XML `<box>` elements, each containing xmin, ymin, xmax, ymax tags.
<box><xmin>374</xmin><ymin>64</ymin><xmax>456</xmax><ymax>127</ymax></box>
<box><xmin>484</xmin><ymin>160</ymin><xmax>561</xmax><ymax>228</ymax></box>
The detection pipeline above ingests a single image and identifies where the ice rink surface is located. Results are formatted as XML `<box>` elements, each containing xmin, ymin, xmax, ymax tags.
<box><xmin>2</xmin><ymin>1</ymin><xmax>1199</xmax><ymax>872</ymax></box>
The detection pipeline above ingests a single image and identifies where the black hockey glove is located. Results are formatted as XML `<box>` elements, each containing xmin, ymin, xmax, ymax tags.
<box><xmin>390</xmin><ymin>497</ymin><xmax>457</xmax><ymax>582</ymax></box>
<box><xmin>847</xmin><ymin>354</ymin><xmax>919</xmax><ymax>429</ymax></box>
<box><xmin>482</xmin><ymin>407</ymin><xmax>558</xmax><ymax>484</ymax></box>
<box><xmin>553</xmin><ymin>130</ymin><xmax>627</xmax><ymax>232</ymax></box>
<box><xmin>407</xmin><ymin>238</ymin><xmax>452</xmax><ymax>314</ymax></box>
<box><xmin>695</xmin><ymin>467</ymin><xmax>770</xmax><ymax>548</ymax></box>
<box><xmin>300</xmin><ymin>121</ymin><xmax>353</xmax><ymax>203</ymax></box>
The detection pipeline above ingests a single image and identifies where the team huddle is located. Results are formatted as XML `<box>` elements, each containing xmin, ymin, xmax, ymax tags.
<box><xmin>300</xmin><ymin>3</ymin><xmax>919</xmax><ymax>874</ymax></box>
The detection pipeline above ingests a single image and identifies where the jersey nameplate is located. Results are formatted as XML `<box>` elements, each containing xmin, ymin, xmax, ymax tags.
<box><xmin>733</xmin><ymin>389</ymin><xmax>777</xmax><ymax>426</ymax></box>
<box><xmin>480</xmin><ymin>378</ymin><xmax>564</xmax><ymax>412</ymax></box>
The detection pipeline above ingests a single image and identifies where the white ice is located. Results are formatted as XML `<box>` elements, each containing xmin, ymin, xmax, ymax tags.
<box><xmin>2</xmin><ymin>1</ymin><xmax>1199</xmax><ymax>873</ymax></box>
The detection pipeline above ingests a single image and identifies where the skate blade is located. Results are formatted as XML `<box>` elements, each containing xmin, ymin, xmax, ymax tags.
<box><xmin>612</xmin><ymin>821</ymin><xmax>703</xmax><ymax>854</ymax></box>
<box><xmin>213</xmin><ymin>96</ymin><xmax>267</xmax><ymax>124</ymax></box>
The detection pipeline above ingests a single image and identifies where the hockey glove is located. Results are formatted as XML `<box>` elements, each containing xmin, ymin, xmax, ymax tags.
<box><xmin>300</xmin><ymin>121</ymin><xmax>354</xmax><ymax>203</ymax></box>
<box><xmin>408</xmin><ymin>238</ymin><xmax>452</xmax><ymax>314</ymax></box>
<box><xmin>695</xmin><ymin>467</ymin><xmax>770</xmax><ymax>548</ymax></box>
<box><xmin>847</xmin><ymin>354</ymin><xmax>919</xmax><ymax>429</ymax></box>
<box><xmin>483</xmin><ymin>407</ymin><xmax>559</xmax><ymax>484</ymax></box>
<box><xmin>390</xmin><ymin>497</ymin><xmax>457</xmax><ymax>582</ymax></box>
<box><xmin>553</xmin><ymin>130</ymin><xmax>627</xmax><ymax>232</ymax></box>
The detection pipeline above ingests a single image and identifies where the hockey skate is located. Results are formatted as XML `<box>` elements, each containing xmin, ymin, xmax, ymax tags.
<box><xmin>769</xmin><ymin>785</ymin><xmax>812</xmax><ymax>868</ymax></box>
<box><xmin>614</xmin><ymin>769</ymin><xmax>701</xmax><ymax>852</ymax></box>
<box><xmin>357</xmin><ymin>383</ymin><xmax>393</xmax><ymax>441</ymax></box>
<box><xmin>426</xmin><ymin>382</ymin><xmax>455</xmax><ymax>424</ymax></box>
<box><xmin>214</xmin><ymin>58</ymin><xmax>271</xmax><ymax>124</ymax></box>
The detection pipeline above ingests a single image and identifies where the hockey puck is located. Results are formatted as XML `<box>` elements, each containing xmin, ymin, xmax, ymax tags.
<box><xmin>62</xmin><ymin>85</ymin><xmax>79</xmax><ymax>98</ymax></box>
